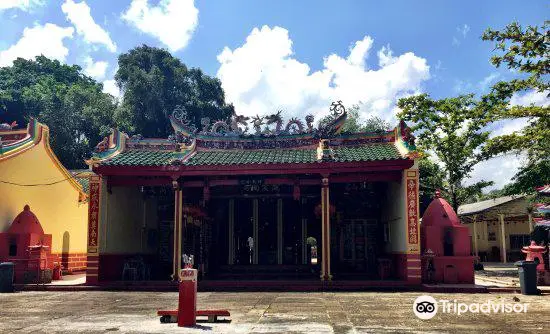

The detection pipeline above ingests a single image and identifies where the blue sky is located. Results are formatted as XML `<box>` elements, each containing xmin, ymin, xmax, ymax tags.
<box><xmin>0</xmin><ymin>0</ymin><xmax>548</xmax><ymax>190</ymax></box>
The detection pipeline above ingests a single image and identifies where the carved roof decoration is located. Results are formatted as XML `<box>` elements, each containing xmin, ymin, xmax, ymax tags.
<box><xmin>89</xmin><ymin>101</ymin><xmax>420</xmax><ymax>168</ymax></box>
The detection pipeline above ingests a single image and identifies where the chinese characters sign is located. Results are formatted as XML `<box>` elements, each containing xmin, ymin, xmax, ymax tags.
<box><xmin>87</xmin><ymin>176</ymin><xmax>101</xmax><ymax>253</ymax></box>
<box><xmin>406</xmin><ymin>172</ymin><xmax>419</xmax><ymax>245</ymax></box>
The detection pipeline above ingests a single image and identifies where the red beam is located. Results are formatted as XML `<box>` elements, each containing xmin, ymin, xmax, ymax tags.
<box><xmin>330</xmin><ymin>172</ymin><xmax>401</xmax><ymax>183</ymax></box>
<box><xmin>209</xmin><ymin>179</ymin><xmax>239</xmax><ymax>187</ymax></box>
<box><xmin>182</xmin><ymin>180</ymin><xmax>204</xmax><ymax>187</ymax></box>
<box><xmin>108</xmin><ymin>176</ymin><xmax>171</xmax><ymax>186</ymax></box>
<box><xmin>94</xmin><ymin>160</ymin><xmax>413</xmax><ymax>177</ymax></box>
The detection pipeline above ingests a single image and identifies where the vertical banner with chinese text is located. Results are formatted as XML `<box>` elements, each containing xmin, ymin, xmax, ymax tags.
<box><xmin>87</xmin><ymin>176</ymin><xmax>101</xmax><ymax>253</ymax></box>
<box><xmin>406</xmin><ymin>170</ymin><xmax>420</xmax><ymax>253</ymax></box>
<box><xmin>86</xmin><ymin>175</ymin><xmax>101</xmax><ymax>284</ymax></box>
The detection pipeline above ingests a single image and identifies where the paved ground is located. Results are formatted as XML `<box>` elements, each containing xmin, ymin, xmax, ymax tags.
<box><xmin>0</xmin><ymin>291</ymin><xmax>548</xmax><ymax>333</ymax></box>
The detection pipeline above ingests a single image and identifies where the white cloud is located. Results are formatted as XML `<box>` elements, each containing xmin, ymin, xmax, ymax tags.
<box><xmin>489</xmin><ymin>118</ymin><xmax>530</xmax><ymax>138</ymax></box>
<box><xmin>216</xmin><ymin>26</ymin><xmax>430</xmax><ymax>124</ymax></box>
<box><xmin>0</xmin><ymin>0</ymin><xmax>44</xmax><ymax>11</ymax></box>
<box><xmin>465</xmin><ymin>154</ymin><xmax>524</xmax><ymax>191</ymax></box>
<box><xmin>510</xmin><ymin>90</ymin><xmax>550</xmax><ymax>107</ymax></box>
<box><xmin>0</xmin><ymin>23</ymin><xmax>74</xmax><ymax>67</ymax></box>
<box><xmin>102</xmin><ymin>79</ymin><xmax>120</xmax><ymax>98</ymax></box>
<box><xmin>83</xmin><ymin>57</ymin><xmax>108</xmax><ymax>80</ymax></box>
<box><xmin>61</xmin><ymin>0</ymin><xmax>116</xmax><ymax>52</ymax></box>
<box><xmin>121</xmin><ymin>0</ymin><xmax>198</xmax><ymax>52</ymax></box>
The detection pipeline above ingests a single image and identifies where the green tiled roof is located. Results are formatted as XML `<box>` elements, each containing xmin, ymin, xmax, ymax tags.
<box><xmin>101</xmin><ymin>150</ymin><xmax>175</xmax><ymax>166</ymax></box>
<box><xmin>185</xmin><ymin>143</ymin><xmax>403</xmax><ymax>166</ymax></box>
<box><xmin>332</xmin><ymin>144</ymin><xmax>402</xmax><ymax>162</ymax></box>
<box><xmin>75</xmin><ymin>177</ymin><xmax>90</xmax><ymax>194</ymax></box>
<box><xmin>186</xmin><ymin>149</ymin><xmax>316</xmax><ymax>165</ymax></box>
<box><xmin>99</xmin><ymin>143</ymin><xmax>404</xmax><ymax>167</ymax></box>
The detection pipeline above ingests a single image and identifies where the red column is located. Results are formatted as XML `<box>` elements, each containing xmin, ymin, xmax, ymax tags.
<box><xmin>320</xmin><ymin>176</ymin><xmax>332</xmax><ymax>281</ymax></box>
<box><xmin>405</xmin><ymin>170</ymin><xmax>421</xmax><ymax>284</ymax></box>
<box><xmin>86</xmin><ymin>175</ymin><xmax>102</xmax><ymax>285</ymax></box>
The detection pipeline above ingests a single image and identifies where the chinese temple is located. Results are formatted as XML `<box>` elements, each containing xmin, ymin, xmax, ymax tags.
<box><xmin>85</xmin><ymin>102</ymin><xmax>422</xmax><ymax>288</ymax></box>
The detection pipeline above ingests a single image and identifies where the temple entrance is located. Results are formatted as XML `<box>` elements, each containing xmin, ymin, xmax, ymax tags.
<box><xmin>231</xmin><ymin>197</ymin><xmax>304</xmax><ymax>266</ymax></box>
<box><xmin>207</xmin><ymin>193</ymin><xmax>319</xmax><ymax>280</ymax></box>
<box><xmin>258</xmin><ymin>198</ymin><xmax>277</xmax><ymax>264</ymax></box>
<box><xmin>234</xmin><ymin>199</ymin><xmax>254</xmax><ymax>265</ymax></box>
<box><xmin>331</xmin><ymin>182</ymin><xmax>390</xmax><ymax>279</ymax></box>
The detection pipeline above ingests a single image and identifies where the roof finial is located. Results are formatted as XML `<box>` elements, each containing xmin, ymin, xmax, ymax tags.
<box><xmin>435</xmin><ymin>190</ymin><xmax>441</xmax><ymax>198</ymax></box>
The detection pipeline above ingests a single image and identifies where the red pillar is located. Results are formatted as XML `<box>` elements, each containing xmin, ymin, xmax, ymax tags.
<box><xmin>86</xmin><ymin>175</ymin><xmax>102</xmax><ymax>285</ymax></box>
<box><xmin>320</xmin><ymin>176</ymin><xmax>332</xmax><ymax>281</ymax></box>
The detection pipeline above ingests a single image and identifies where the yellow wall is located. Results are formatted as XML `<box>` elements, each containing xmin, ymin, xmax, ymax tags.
<box><xmin>467</xmin><ymin>219</ymin><xmax>531</xmax><ymax>253</ymax></box>
<box><xmin>99</xmin><ymin>185</ymin><xmax>158</xmax><ymax>254</ymax></box>
<box><xmin>0</xmin><ymin>141</ymin><xmax>88</xmax><ymax>254</ymax></box>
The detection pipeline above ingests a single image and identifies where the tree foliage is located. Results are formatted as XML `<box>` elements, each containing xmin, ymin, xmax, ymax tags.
<box><xmin>114</xmin><ymin>45</ymin><xmax>234</xmax><ymax>137</ymax></box>
<box><xmin>397</xmin><ymin>94</ymin><xmax>495</xmax><ymax>211</ymax></box>
<box><xmin>0</xmin><ymin>56</ymin><xmax>116</xmax><ymax>169</ymax></box>
<box><xmin>418</xmin><ymin>156</ymin><xmax>445</xmax><ymax>215</ymax></box>
<box><xmin>481</xmin><ymin>21</ymin><xmax>549</xmax><ymax>194</ymax></box>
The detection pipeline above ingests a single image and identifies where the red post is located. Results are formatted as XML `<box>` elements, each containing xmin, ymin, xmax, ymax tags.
<box><xmin>177</xmin><ymin>268</ymin><xmax>197</xmax><ymax>327</ymax></box>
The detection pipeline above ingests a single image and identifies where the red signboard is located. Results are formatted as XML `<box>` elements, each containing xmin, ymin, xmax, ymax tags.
<box><xmin>87</xmin><ymin>177</ymin><xmax>101</xmax><ymax>252</ymax></box>
<box><xmin>406</xmin><ymin>175</ymin><xmax>419</xmax><ymax>245</ymax></box>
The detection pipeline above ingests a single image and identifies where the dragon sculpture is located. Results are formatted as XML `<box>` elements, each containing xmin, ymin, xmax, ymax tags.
<box><xmin>200</xmin><ymin>117</ymin><xmax>211</xmax><ymax>133</ymax></box>
<box><xmin>305</xmin><ymin>114</ymin><xmax>315</xmax><ymax>133</ymax></box>
<box><xmin>252</xmin><ymin>115</ymin><xmax>264</xmax><ymax>135</ymax></box>
<box><xmin>210</xmin><ymin>120</ymin><xmax>231</xmax><ymax>134</ymax></box>
<box><xmin>264</xmin><ymin>110</ymin><xmax>284</xmax><ymax>135</ymax></box>
<box><xmin>231</xmin><ymin>114</ymin><xmax>250</xmax><ymax>134</ymax></box>
<box><xmin>169</xmin><ymin>101</ymin><xmax>347</xmax><ymax>139</ymax></box>
<box><xmin>285</xmin><ymin>117</ymin><xmax>304</xmax><ymax>134</ymax></box>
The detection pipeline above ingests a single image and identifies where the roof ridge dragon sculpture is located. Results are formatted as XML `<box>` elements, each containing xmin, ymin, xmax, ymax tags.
<box><xmin>168</xmin><ymin>101</ymin><xmax>347</xmax><ymax>141</ymax></box>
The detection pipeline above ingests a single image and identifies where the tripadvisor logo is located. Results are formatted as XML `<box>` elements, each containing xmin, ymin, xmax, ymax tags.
<box><xmin>413</xmin><ymin>295</ymin><xmax>529</xmax><ymax>320</ymax></box>
<box><xmin>413</xmin><ymin>295</ymin><xmax>438</xmax><ymax>319</ymax></box>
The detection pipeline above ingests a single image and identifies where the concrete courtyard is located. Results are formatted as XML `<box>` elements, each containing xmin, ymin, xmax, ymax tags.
<box><xmin>0</xmin><ymin>291</ymin><xmax>548</xmax><ymax>333</ymax></box>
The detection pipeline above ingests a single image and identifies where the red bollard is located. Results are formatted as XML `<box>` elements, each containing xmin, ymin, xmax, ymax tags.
<box><xmin>177</xmin><ymin>268</ymin><xmax>197</xmax><ymax>327</ymax></box>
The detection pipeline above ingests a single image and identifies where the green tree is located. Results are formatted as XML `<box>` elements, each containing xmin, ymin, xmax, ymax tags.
<box><xmin>418</xmin><ymin>156</ymin><xmax>445</xmax><ymax>215</ymax></box>
<box><xmin>481</xmin><ymin>21</ymin><xmax>549</xmax><ymax>194</ymax></box>
<box><xmin>0</xmin><ymin>56</ymin><xmax>116</xmax><ymax>169</ymax></box>
<box><xmin>397</xmin><ymin>94</ymin><xmax>495</xmax><ymax>211</ymax></box>
<box><xmin>114</xmin><ymin>45</ymin><xmax>234</xmax><ymax>137</ymax></box>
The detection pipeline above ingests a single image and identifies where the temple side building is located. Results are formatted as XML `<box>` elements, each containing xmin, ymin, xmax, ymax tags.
<box><xmin>85</xmin><ymin>103</ymin><xmax>422</xmax><ymax>287</ymax></box>
<box><xmin>458</xmin><ymin>196</ymin><xmax>534</xmax><ymax>263</ymax></box>
<box><xmin>0</xmin><ymin>120</ymin><xmax>89</xmax><ymax>273</ymax></box>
